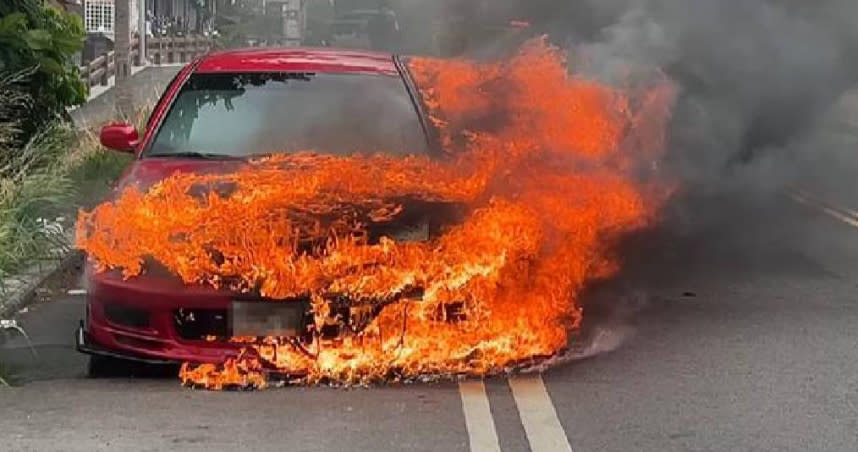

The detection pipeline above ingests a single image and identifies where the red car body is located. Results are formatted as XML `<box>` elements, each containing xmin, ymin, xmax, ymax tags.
<box><xmin>76</xmin><ymin>47</ymin><xmax>434</xmax><ymax>367</ymax></box>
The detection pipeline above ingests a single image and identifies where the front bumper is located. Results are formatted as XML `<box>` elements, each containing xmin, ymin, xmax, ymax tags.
<box><xmin>76</xmin><ymin>321</ymin><xmax>177</xmax><ymax>365</ymax></box>
<box><xmin>79</xmin><ymin>268</ymin><xmax>250</xmax><ymax>364</ymax></box>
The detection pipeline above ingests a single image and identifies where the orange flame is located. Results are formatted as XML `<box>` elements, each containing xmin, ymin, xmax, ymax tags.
<box><xmin>77</xmin><ymin>39</ymin><xmax>675</xmax><ymax>388</ymax></box>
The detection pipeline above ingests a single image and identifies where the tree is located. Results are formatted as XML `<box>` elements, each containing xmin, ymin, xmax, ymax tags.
<box><xmin>0</xmin><ymin>0</ymin><xmax>86</xmax><ymax>143</ymax></box>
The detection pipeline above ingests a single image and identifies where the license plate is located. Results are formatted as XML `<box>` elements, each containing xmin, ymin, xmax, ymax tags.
<box><xmin>231</xmin><ymin>301</ymin><xmax>305</xmax><ymax>337</ymax></box>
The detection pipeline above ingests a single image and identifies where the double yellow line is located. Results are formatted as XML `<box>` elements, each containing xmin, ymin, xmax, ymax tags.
<box><xmin>788</xmin><ymin>187</ymin><xmax>858</xmax><ymax>228</ymax></box>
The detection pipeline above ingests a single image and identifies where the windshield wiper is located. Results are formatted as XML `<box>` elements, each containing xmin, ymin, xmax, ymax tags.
<box><xmin>147</xmin><ymin>151</ymin><xmax>243</xmax><ymax>160</ymax></box>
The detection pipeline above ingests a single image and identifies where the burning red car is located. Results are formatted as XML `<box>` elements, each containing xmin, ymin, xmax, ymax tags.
<box><xmin>77</xmin><ymin>41</ymin><xmax>673</xmax><ymax>388</ymax></box>
<box><xmin>76</xmin><ymin>47</ymin><xmax>442</xmax><ymax>375</ymax></box>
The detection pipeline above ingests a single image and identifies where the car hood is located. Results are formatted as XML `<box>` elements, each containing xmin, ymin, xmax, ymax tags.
<box><xmin>109</xmin><ymin>156</ymin><xmax>463</xmax><ymax>242</ymax></box>
<box><xmin>114</xmin><ymin>157</ymin><xmax>246</xmax><ymax>193</ymax></box>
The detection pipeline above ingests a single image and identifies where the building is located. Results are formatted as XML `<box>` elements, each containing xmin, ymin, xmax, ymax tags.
<box><xmin>82</xmin><ymin>0</ymin><xmax>141</xmax><ymax>39</ymax></box>
<box><xmin>77</xmin><ymin>0</ymin><xmax>215</xmax><ymax>63</ymax></box>
<box><xmin>148</xmin><ymin>0</ymin><xmax>217</xmax><ymax>37</ymax></box>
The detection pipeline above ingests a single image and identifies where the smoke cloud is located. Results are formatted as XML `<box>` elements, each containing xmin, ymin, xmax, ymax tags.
<box><xmin>392</xmin><ymin>0</ymin><xmax>858</xmax><ymax>194</ymax></box>
<box><xmin>581</xmin><ymin>0</ymin><xmax>858</xmax><ymax>192</ymax></box>
<box><xmin>547</xmin><ymin>0</ymin><xmax>858</xmax><ymax>269</ymax></box>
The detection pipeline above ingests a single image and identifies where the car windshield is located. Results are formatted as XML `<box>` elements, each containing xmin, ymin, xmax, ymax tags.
<box><xmin>147</xmin><ymin>72</ymin><xmax>428</xmax><ymax>158</ymax></box>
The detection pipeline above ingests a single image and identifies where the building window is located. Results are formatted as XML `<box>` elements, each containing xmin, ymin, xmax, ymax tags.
<box><xmin>85</xmin><ymin>0</ymin><xmax>115</xmax><ymax>34</ymax></box>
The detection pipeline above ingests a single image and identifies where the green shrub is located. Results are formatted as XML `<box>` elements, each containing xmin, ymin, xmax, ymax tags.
<box><xmin>0</xmin><ymin>69</ymin><xmax>32</xmax><ymax>163</ymax></box>
<box><xmin>0</xmin><ymin>121</ymin><xmax>139</xmax><ymax>278</ymax></box>
<box><xmin>0</xmin><ymin>0</ymin><xmax>86</xmax><ymax>144</ymax></box>
<box><xmin>66</xmin><ymin>130</ymin><xmax>133</xmax><ymax>207</ymax></box>
<box><xmin>0</xmin><ymin>124</ymin><xmax>76</xmax><ymax>278</ymax></box>
<box><xmin>0</xmin><ymin>65</ymin><xmax>143</xmax><ymax>278</ymax></box>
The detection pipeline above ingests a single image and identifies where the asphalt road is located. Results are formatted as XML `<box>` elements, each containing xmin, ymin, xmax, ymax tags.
<box><xmin>1</xmin><ymin>192</ymin><xmax>857</xmax><ymax>452</ymax></box>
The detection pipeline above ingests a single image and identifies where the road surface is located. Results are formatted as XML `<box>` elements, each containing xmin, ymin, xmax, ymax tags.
<box><xmin>1</xmin><ymin>191</ymin><xmax>857</xmax><ymax>452</ymax></box>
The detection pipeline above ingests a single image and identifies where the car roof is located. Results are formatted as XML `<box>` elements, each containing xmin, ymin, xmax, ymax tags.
<box><xmin>195</xmin><ymin>47</ymin><xmax>399</xmax><ymax>75</ymax></box>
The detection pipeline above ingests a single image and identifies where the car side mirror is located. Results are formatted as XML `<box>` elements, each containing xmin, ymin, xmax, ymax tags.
<box><xmin>100</xmin><ymin>122</ymin><xmax>139</xmax><ymax>153</ymax></box>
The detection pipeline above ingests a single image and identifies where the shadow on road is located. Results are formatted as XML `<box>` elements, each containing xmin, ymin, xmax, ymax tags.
<box><xmin>0</xmin><ymin>295</ymin><xmax>179</xmax><ymax>385</ymax></box>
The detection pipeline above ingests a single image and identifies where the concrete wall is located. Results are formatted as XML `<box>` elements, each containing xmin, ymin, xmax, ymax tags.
<box><xmin>70</xmin><ymin>65</ymin><xmax>182</xmax><ymax>129</ymax></box>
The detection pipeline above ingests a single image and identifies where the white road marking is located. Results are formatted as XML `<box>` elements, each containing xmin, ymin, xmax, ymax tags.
<box><xmin>792</xmin><ymin>188</ymin><xmax>858</xmax><ymax>219</ymax></box>
<box><xmin>789</xmin><ymin>190</ymin><xmax>858</xmax><ymax>228</ymax></box>
<box><xmin>458</xmin><ymin>380</ymin><xmax>501</xmax><ymax>452</ymax></box>
<box><xmin>508</xmin><ymin>376</ymin><xmax>574</xmax><ymax>452</ymax></box>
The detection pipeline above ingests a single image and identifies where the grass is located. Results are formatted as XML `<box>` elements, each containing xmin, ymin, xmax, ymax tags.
<box><xmin>0</xmin><ymin>71</ymin><xmax>74</xmax><ymax>281</ymax></box>
<box><xmin>65</xmin><ymin>127</ymin><xmax>135</xmax><ymax>208</ymax></box>
<box><xmin>0</xmin><ymin>104</ymin><xmax>141</xmax><ymax>281</ymax></box>
<box><xmin>0</xmin><ymin>128</ymin><xmax>75</xmax><ymax>277</ymax></box>
<box><xmin>0</xmin><ymin>66</ymin><xmax>153</xmax><ymax>279</ymax></box>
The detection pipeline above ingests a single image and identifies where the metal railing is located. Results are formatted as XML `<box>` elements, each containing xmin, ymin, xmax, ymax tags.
<box><xmin>79</xmin><ymin>37</ymin><xmax>139</xmax><ymax>89</ymax></box>
<box><xmin>148</xmin><ymin>35</ymin><xmax>214</xmax><ymax>65</ymax></box>
<box><xmin>79</xmin><ymin>35</ymin><xmax>213</xmax><ymax>90</ymax></box>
